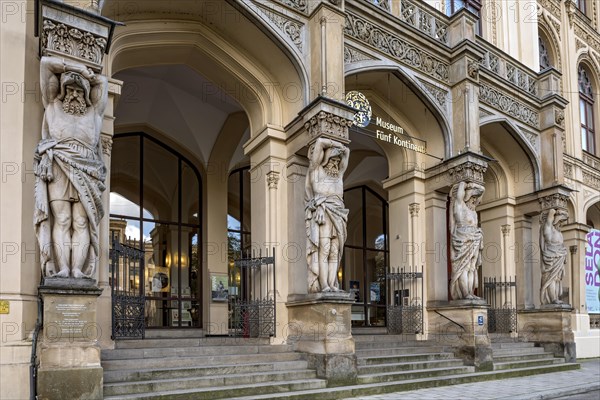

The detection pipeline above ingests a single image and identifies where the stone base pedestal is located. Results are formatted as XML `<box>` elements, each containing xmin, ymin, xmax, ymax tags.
<box><xmin>287</xmin><ymin>292</ymin><xmax>357</xmax><ymax>384</ymax></box>
<box><xmin>37</xmin><ymin>282</ymin><xmax>104</xmax><ymax>400</ymax></box>
<box><xmin>518</xmin><ymin>307</ymin><xmax>576</xmax><ymax>362</ymax></box>
<box><xmin>427</xmin><ymin>301</ymin><xmax>492</xmax><ymax>371</ymax></box>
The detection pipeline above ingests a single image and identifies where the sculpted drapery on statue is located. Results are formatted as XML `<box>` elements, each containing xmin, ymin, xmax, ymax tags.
<box><xmin>539</xmin><ymin>208</ymin><xmax>568</xmax><ymax>305</ymax></box>
<box><xmin>34</xmin><ymin>56</ymin><xmax>108</xmax><ymax>279</ymax></box>
<box><xmin>305</xmin><ymin>138</ymin><xmax>350</xmax><ymax>293</ymax></box>
<box><xmin>449</xmin><ymin>181</ymin><xmax>485</xmax><ymax>300</ymax></box>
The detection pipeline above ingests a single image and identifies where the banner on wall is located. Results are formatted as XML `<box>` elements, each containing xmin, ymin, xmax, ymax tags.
<box><xmin>585</xmin><ymin>229</ymin><xmax>600</xmax><ymax>314</ymax></box>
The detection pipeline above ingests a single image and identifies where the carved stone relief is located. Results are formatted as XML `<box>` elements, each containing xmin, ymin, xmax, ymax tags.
<box><xmin>344</xmin><ymin>45</ymin><xmax>377</xmax><ymax>64</ymax></box>
<box><xmin>42</xmin><ymin>19</ymin><xmax>107</xmax><ymax>67</ymax></box>
<box><xmin>304</xmin><ymin>111</ymin><xmax>353</xmax><ymax>141</ymax></box>
<box><xmin>418</xmin><ymin>78</ymin><xmax>448</xmax><ymax>111</ymax></box>
<box><xmin>344</xmin><ymin>13</ymin><xmax>450</xmax><ymax>82</ymax></box>
<box><xmin>256</xmin><ymin>5</ymin><xmax>304</xmax><ymax>52</ymax></box>
<box><xmin>478</xmin><ymin>85</ymin><xmax>539</xmax><ymax>128</ymax></box>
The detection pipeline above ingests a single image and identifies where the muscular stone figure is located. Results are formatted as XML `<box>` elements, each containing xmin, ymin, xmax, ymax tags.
<box><xmin>305</xmin><ymin>138</ymin><xmax>350</xmax><ymax>293</ymax></box>
<box><xmin>449</xmin><ymin>181</ymin><xmax>485</xmax><ymax>300</ymax></box>
<box><xmin>34</xmin><ymin>56</ymin><xmax>108</xmax><ymax>279</ymax></box>
<box><xmin>540</xmin><ymin>208</ymin><xmax>568</xmax><ymax>305</ymax></box>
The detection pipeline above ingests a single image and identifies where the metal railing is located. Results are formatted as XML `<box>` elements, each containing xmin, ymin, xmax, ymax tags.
<box><xmin>483</xmin><ymin>275</ymin><xmax>517</xmax><ymax>334</ymax></box>
<box><xmin>387</xmin><ymin>265</ymin><xmax>423</xmax><ymax>334</ymax></box>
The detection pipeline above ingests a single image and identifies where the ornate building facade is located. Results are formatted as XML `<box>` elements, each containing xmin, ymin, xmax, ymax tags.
<box><xmin>1</xmin><ymin>0</ymin><xmax>599</xmax><ymax>398</ymax></box>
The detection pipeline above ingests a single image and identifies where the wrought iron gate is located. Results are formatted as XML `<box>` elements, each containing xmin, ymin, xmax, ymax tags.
<box><xmin>483</xmin><ymin>276</ymin><xmax>517</xmax><ymax>334</ymax></box>
<box><xmin>387</xmin><ymin>265</ymin><xmax>423</xmax><ymax>334</ymax></box>
<box><xmin>110</xmin><ymin>235</ymin><xmax>145</xmax><ymax>339</ymax></box>
<box><xmin>229</xmin><ymin>248</ymin><xmax>276</xmax><ymax>338</ymax></box>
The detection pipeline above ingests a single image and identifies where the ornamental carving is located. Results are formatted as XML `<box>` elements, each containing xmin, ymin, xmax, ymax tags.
<box><xmin>448</xmin><ymin>161</ymin><xmax>488</xmax><ymax>185</ymax></box>
<box><xmin>555</xmin><ymin>109</ymin><xmax>565</xmax><ymax>127</ymax></box>
<box><xmin>409</xmin><ymin>203</ymin><xmax>420</xmax><ymax>217</ymax></box>
<box><xmin>583</xmin><ymin>153</ymin><xmax>600</xmax><ymax>169</ymax></box>
<box><xmin>258</xmin><ymin>6</ymin><xmax>304</xmax><ymax>52</ymax></box>
<box><xmin>267</xmin><ymin>171</ymin><xmax>281</xmax><ymax>189</ymax></box>
<box><xmin>467</xmin><ymin>60</ymin><xmax>480</xmax><ymax>79</ymax></box>
<box><xmin>304</xmin><ymin>111</ymin><xmax>353</xmax><ymax>141</ymax></box>
<box><xmin>344</xmin><ymin>45</ymin><xmax>376</xmax><ymax>64</ymax></box>
<box><xmin>539</xmin><ymin>193</ymin><xmax>569</xmax><ymax>211</ymax></box>
<box><xmin>42</xmin><ymin>19</ymin><xmax>107</xmax><ymax>66</ymax></box>
<box><xmin>583</xmin><ymin>171</ymin><xmax>600</xmax><ymax>189</ymax></box>
<box><xmin>574</xmin><ymin>22</ymin><xmax>600</xmax><ymax>55</ymax></box>
<box><xmin>480</xmin><ymin>51</ymin><xmax>537</xmax><ymax>97</ymax></box>
<box><xmin>521</xmin><ymin>129</ymin><xmax>539</xmax><ymax>153</ymax></box>
<box><xmin>397</xmin><ymin>0</ymin><xmax>449</xmax><ymax>45</ymax></box>
<box><xmin>274</xmin><ymin>0</ymin><xmax>307</xmax><ymax>13</ymax></box>
<box><xmin>538</xmin><ymin>0</ymin><xmax>561</xmax><ymax>20</ymax></box>
<box><xmin>479</xmin><ymin>85</ymin><xmax>539</xmax><ymax>128</ymax></box>
<box><xmin>101</xmin><ymin>136</ymin><xmax>113</xmax><ymax>156</ymax></box>
<box><xmin>418</xmin><ymin>79</ymin><xmax>448</xmax><ymax>110</ymax></box>
<box><xmin>564</xmin><ymin>162</ymin><xmax>573</xmax><ymax>179</ymax></box>
<box><xmin>344</xmin><ymin>13</ymin><xmax>450</xmax><ymax>82</ymax></box>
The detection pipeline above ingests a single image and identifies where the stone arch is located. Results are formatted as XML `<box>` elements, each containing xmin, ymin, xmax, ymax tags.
<box><xmin>479</xmin><ymin>116</ymin><xmax>542</xmax><ymax>192</ymax></box>
<box><xmin>345</xmin><ymin>63</ymin><xmax>452</xmax><ymax>160</ymax></box>
<box><xmin>537</xmin><ymin>22</ymin><xmax>560</xmax><ymax>70</ymax></box>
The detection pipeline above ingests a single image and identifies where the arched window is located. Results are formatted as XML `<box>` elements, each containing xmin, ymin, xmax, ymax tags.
<box><xmin>110</xmin><ymin>133</ymin><xmax>202</xmax><ymax>328</ymax></box>
<box><xmin>579</xmin><ymin>66</ymin><xmax>596</xmax><ymax>154</ymax></box>
<box><xmin>539</xmin><ymin>36</ymin><xmax>553</xmax><ymax>71</ymax></box>
<box><xmin>342</xmin><ymin>186</ymin><xmax>389</xmax><ymax>327</ymax></box>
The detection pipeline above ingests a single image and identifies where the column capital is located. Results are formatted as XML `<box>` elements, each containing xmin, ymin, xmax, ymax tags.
<box><xmin>501</xmin><ymin>224</ymin><xmax>511</xmax><ymax>237</ymax></box>
<box><xmin>267</xmin><ymin>170</ymin><xmax>281</xmax><ymax>190</ymax></box>
<box><xmin>409</xmin><ymin>203</ymin><xmax>420</xmax><ymax>217</ymax></box>
<box><xmin>537</xmin><ymin>185</ymin><xmax>573</xmax><ymax>212</ymax></box>
<box><xmin>300</xmin><ymin>96</ymin><xmax>356</xmax><ymax>145</ymax></box>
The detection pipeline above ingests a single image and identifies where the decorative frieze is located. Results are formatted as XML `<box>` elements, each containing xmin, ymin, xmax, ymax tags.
<box><xmin>564</xmin><ymin>162</ymin><xmax>573</xmax><ymax>179</ymax></box>
<box><xmin>368</xmin><ymin>0</ymin><xmax>391</xmax><ymax>12</ymax></box>
<box><xmin>396</xmin><ymin>0</ymin><xmax>449</xmax><ymax>45</ymax></box>
<box><xmin>448</xmin><ymin>161</ymin><xmax>487</xmax><ymax>185</ymax></box>
<box><xmin>479</xmin><ymin>48</ymin><xmax>538</xmax><ymax>97</ymax></box>
<box><xmin>42</xmin><ymin>19</ymin><xmax>107</xmax><ymax>67</ymax></box>
<box><xmin>521</xmin><ymin>129</ymin><xmax>539</xmax><ymax>153</ymax></box>
<box><xmin>257</xmin><ymin>6</ymin><xmax>304</xmax><ymax>52</ymax></box>
<box><xmin>538</xmin><ymin>0</ymin><xmax>562</xmax><ymax>20</ymax></box>
<box><xmin>478</xmin><ymin>85</ymin><xmax>539</xmax><ymax>128</ymax></box>
<box><xmin>583</xmin><ymin>152</ymin><xmax>600</xmax><ymax>170</ymax></box>
<box><xmin>343</xmin><ymin>45</ymin><xmax>376</xmax><ymax>64</ymax></box>
<box><xmin>583</xmin><ymin>171</ymin><xmax>600</xmax><ymax>190</ymax></box>
<box><xmin>539</xmin><ymin>193</ymin><xmax>569</xmax><ymax>211</ymax></box>
<box><xmin>574</xmin><ymin>21</ymin><xmax>600</xmax><ymax>55</ymax></box>
<box><xmin>304</xmin><ymin>111</ymin><xmax>353</xmax><ymax>141</ymax></box>
<box><xmin>418</xmin><ymin>79</ymin><xmax>448</xmax><ymax>110</ymax></box>
<box><xmin>344</xmin><ymin>13</ymin><xmax>450</xmax><ymax>82</ymax></box>
<box><xmin>274</xmin><ymin>0</ymin><xmax>308</xmax><ymax>13</ymax></box>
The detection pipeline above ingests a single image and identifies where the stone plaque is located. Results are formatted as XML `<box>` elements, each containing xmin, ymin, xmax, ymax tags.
<box><xmin>0</xmin><ymin>300</ymin><xmax>9</xmax><ymax>314</ymax></box>
<box><xmin>44</xmin><ymin>295</ymin><xmax>98</xmax><ymax>341</ymax></box>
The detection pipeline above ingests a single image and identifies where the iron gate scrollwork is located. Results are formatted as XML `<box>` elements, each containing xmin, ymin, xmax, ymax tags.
<box><xmin>110</xmin><ymin>235</ymin><xmax>145</xmax><ymax>340</ymax></box>
<box><xmin>387</xmin><ymin>265</ymin><xmax>423</xmax><ymax>334</ymax></box>
<box><xmin>483</xmin><ymin>276</ymin><xmax>517</xmax><ymax>334</ymax></box>
<box><xmin>229</xmin><ymin>248</ymin><xmax>276</xmax><ymax>338</ymax></box>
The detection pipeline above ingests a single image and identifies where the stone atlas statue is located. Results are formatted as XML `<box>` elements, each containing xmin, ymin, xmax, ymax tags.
<box><xmin>34</xmin><ymin>56</ymin><xmax>108</xmax><ymax>279</ymax></box>
<box><xmin>305</xmin><ymin>137</ymin><xmax>350</xmax><ymax>293</ymax></box>
<box><xmin>539</xmin><ymin>208</ymin><xmax>568</xmax><ymax>305</ymax></box>
<box><xmin>449</xmin><ymin>181</ymin><xmax>485</xmax><ymax>300</ymax></box>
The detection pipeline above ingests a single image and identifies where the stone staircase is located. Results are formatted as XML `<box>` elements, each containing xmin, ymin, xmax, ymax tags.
<box><xmin>101</xmin><ymin>331</ymin><xmax>326</xmax><ymax>399</ymax></box>
<box><xmin>102</xmin><ymin>332</ymin><xmax>580</xmax><ymax>400</ymax></box>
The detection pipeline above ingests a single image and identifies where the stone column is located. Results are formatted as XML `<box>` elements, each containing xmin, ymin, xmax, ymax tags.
<box><xmin>514</xmin><ymin>215</ymin><xmax>534</xmax><ymax>310</ymax></box>
<box><xmin>287</xmin><ymin>97</ymin><xmax>358</xmax><ymax>384</ymax></box>
<box><xmin>34</xmin><ymin>2</ymin><xmax>119</xmax><ymax>398</ymax></box>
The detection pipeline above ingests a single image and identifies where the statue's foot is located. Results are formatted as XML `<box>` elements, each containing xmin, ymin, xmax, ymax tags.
<box><xmin>322</xmin><ymin>287</ymin><xmax>332</xmax><ymax>292</ymax></box>
<box><xmin>553</xmin><ymin>300</ymin><xmax>564</xmax><ymax>305</ymax></box>
<box><xmin>465</xmin><ymin>294</ymin><xmax>481</xmax><ymax>300</ymax></box>
<box><xmin>72</xmin><ymin>268</ymin><xmax>88</xmax><ymax>279</ymax></box>
<box><xmin>53</xmin><ymin>269</ymin><xmax>70</xmax><ymax>278</ymax></box>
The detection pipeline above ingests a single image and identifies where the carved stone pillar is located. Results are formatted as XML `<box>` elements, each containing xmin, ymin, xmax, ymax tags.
<box><xmin>287</xmin><ymin>97</ymin><xmax>357</xmax><ymax>384</ymax></box>
<box><xmin>514</xmin><ymin>215</ymin><xmax>534</xmax><ymax>310</ymax></box>
<box><xmin>35</xmin><ymin>1</ymin><xmax>119</xmax><ymax>398</ymax></box>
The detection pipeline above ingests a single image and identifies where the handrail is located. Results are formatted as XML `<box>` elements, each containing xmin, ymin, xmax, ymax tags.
<box><xmin>434</xmin><ymin>310</ymin><xmax>466</xmax><ymax>332</ymax></box>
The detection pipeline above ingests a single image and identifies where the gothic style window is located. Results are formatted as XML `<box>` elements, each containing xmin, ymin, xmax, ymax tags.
<box><xmin>539</xmin><ymin>37</ymin><xmax>552</xmax><ymax>71</ymax></box>
<box><xmin>445</xmin><ymin>0</ymin><xmax>482</xmax><ymax>33</ymax></box>
<box><xmin>579</xmin><ymin>66</ymin><xmax>596</xmax><ymax>154</ymax></box>
<box><xmin>576</xmin><ymin>0</ymin><xmax>587</xmax><ymax>15</ymax></box>
<box><xmin>110</xmin><ymin>133</ymin><xmax>203</xmax><ymax>328</ymax></box>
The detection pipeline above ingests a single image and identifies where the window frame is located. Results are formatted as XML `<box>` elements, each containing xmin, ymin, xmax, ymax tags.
<box><xmin>579</xmin><ymin>66</ymin><xmax>596</xmax><ymax>155</ymax></box>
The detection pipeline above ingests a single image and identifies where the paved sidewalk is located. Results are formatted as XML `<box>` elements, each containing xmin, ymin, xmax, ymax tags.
<box><xmin>344</xmin><ymin>359</ymin><xmax>600</xmax><ymax>400</ymax></box>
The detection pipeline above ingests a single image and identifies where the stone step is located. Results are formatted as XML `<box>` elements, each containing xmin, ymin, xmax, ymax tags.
<box><xmin>104</xmin><ymin>360</ymin><xmax>309</xmax><ymax>383</ymax></box>
<box><xmin>104</xmin><ymin>369</ymin><xmax>319</xmax><ymax>396</ymax></box>
<box><xmin>355</xmin><ymin>341</ymin><xmax>438</xmax><ymax>350</ymax></box>
<box><xmin>357</xmin><ymin>365</ymin><xmax>475</xmax><ymax>384</ymax></box>
<box><xmin>491</xmin><ymin>346</ymin><xmax>546</xmax><ymax>356</ymax></box>
<box><xmin>493</xmin><ymin>357</ymin><xmax>565</xmax><ymax>370</ymax></box>
<box><xmin>356</xmin><ymin>346</ymin><xmax>445</xmax><ymax>357</ymax></box>
<box><xmin>491</xmin><ymin>341</ymin><xmax>535</xmax><ymax>349</ymax></box>
<box><xmin>103</xmin><ymin>344</ymin><xmax>293</xmax><ymax>360</ymax></box>
<box><xmin>492</xmin><ymin>352</ymin><xmax>556</xmax><ymax>363</ymax></box>
<box><xmin>352</xmin><ymin>334</ymin><xmax>419</xmax><ymax>343</ymax></box>
<box><xmin>115</xmin><ymin>336</ymin><xmax>270</xmax><ymax>349</ymax></box>
<box><xmin>358</xmin><ymin>352</ymin><xmax>455</xmax><ymax>366</ymax></box>
<box><xmin>352</xmin><ymin>327</ymin><xmax>388</xmax><ymax>335</ymax></box>
<box><xmin>357</xmin><ymin>358</ymin><xmax>465</xmax><ymax>374</ymax></box>
<box><xmin>103</xmin><ymin>378</ymin><xmax>328</xmax><ymax>399</ymax></box>
<box><xmin>224</xmin><ymin>363</ymin><xmax>581</xmax><ymax>400</ymax></box>
<box><xmin>144</xmin><ymin>329</ymin><xmax>206</xmax><ymax>339</ymax></box>
<box><xmin>102</xmin><ymin>351</ymin><xmax>303</xmax><ymax>370</ymax></box>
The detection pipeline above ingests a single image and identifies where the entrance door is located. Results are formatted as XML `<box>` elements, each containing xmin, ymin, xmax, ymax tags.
<box><xmin>342</xmin><ymin>186</ymin><xmax>389</xmax><ymax>327</ymax></box>
<box><xmin>110</xmin><ymin>133</ymin><xmax>203</xmax><ymax>328</ymax></box>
